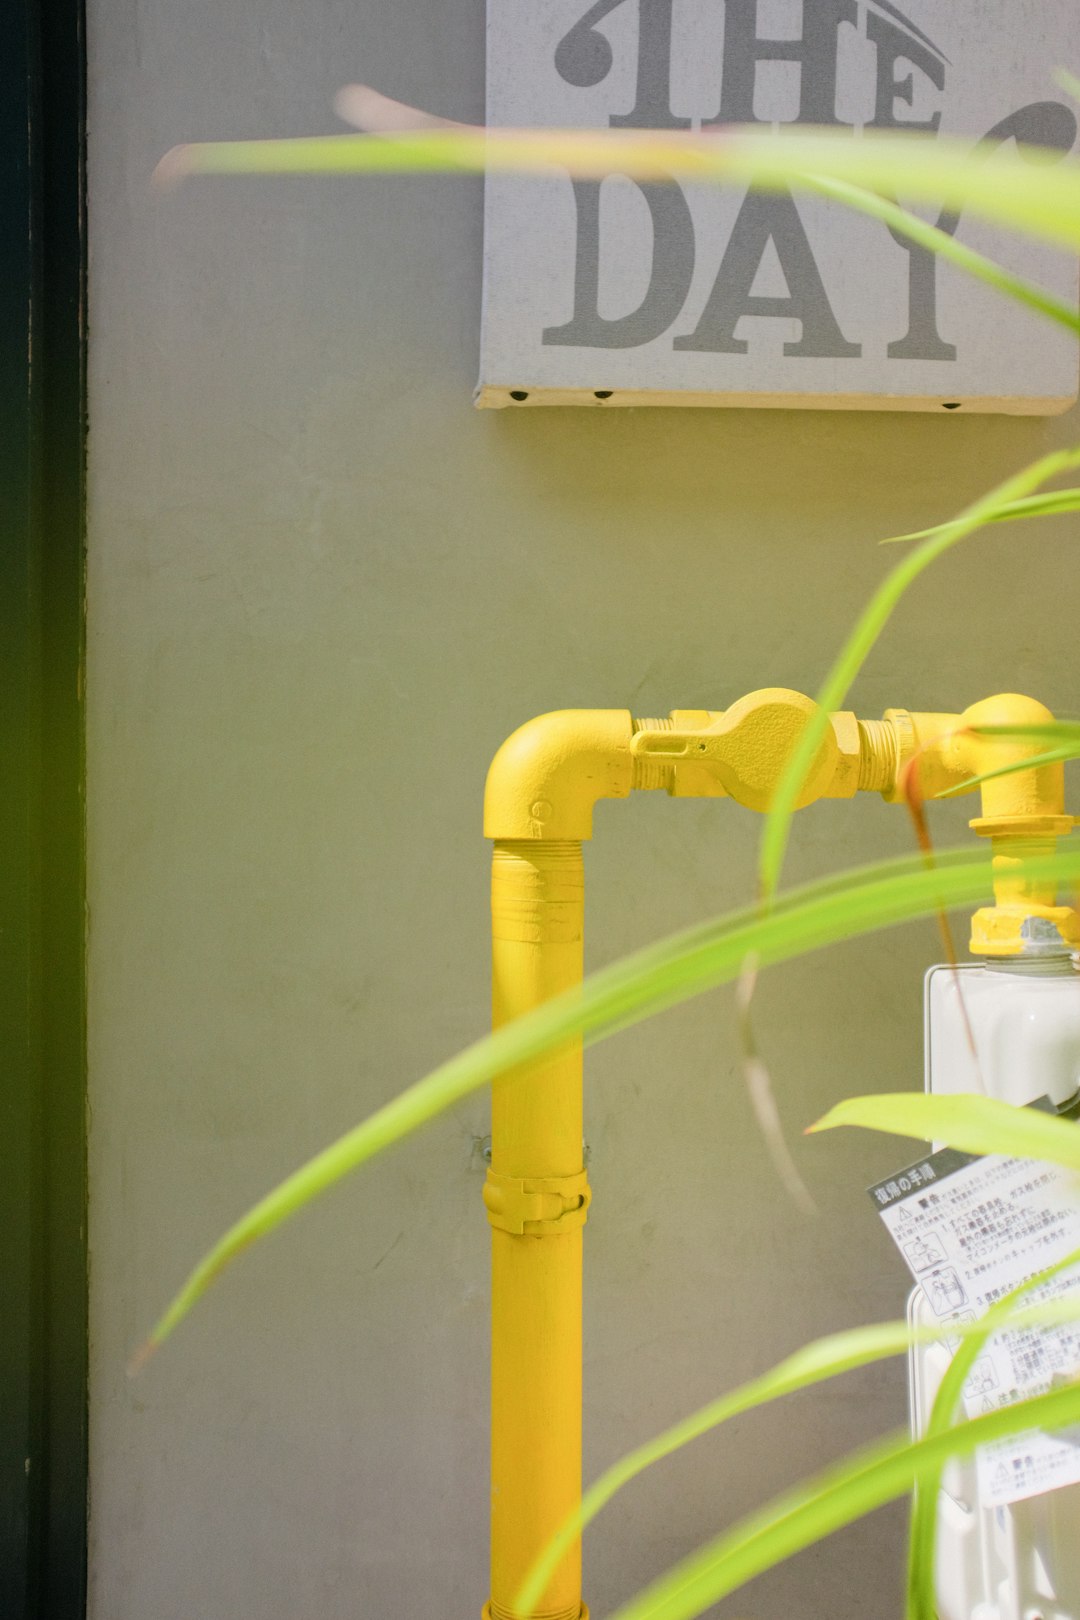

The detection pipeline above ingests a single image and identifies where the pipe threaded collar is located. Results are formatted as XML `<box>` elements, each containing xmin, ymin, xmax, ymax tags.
<box><xmin>857</xmin><ymin>718</ymin><xmax>899</xmax><ymax>793</ymax></box>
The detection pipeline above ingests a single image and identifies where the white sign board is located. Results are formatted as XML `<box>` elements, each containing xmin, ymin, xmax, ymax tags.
<box><xmin>479</xmin><ymin>0</ymin><xmax>1080</xmax><ymax>412</ymax></box>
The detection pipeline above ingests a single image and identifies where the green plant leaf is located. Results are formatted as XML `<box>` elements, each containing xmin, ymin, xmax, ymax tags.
<box><xmin>135</xmin><ymin>844</ymin><xmax>1080</xmax><ymax>1363</ymax></box>
<box><xmin>809</xmin><ymin>1091</ymin><xmax>1080</xmax><ymax>1168</ymax></box>
<box><xmin>151</xmin><ymin>89</ymin><xmax>1080</xmax><ymax>1616</ymax></box>
<box><xmin>809</xmin><ymin>178</ymin><xmax>1080</xmax><ymax>337</ymax></box>
<box><xmin>882</xmin><ymin>488</ymin><xmax>1080</xmax><ymax>544</ymax></box>
<box><xmin>606</xmin><ymin>1382</ymin><xmax>1080</xmax><ymax>1620</ymax></box>
<box><xmin>518</xmin><ymin>1291</ymin><xmax>1080</xmax><ymax>1615</ymax></box>
<box><xmin>972</xmin><ymin>721</ymin><xmax>1080</xmax><ymax>742</ymax></box>
<box><xmin>155</xmin><ymin>104</ymin><xmax>1080</xmax><ymax>906</ymax></box>
<box><xmin>756</xmin><ymin>445</ymin><xmax>1080</xmax><ymax>903</ymax></box>
<box><xmin>906</xmin><ymin>1239</ymin><xmax>1080</xmax><ymax>1620</ymax></box>
<box><xmin>891</xmin><ymin>718</ymin><xmax>1080</xmax><ymax>798</ymax></box>
<box><xmin>159</xmin><ymin>119</ymin><xmax>1080</xmax><ymax>316</ymax></box>
<box><xmin>157</xmin><ymin>120</ymin><xmax>1080</xmax><ymax>250</ymax></box>
<box><xmin>937</xmin><ymin>743</ymin><xmax>1080</xmax><ymax>799</ymax></box>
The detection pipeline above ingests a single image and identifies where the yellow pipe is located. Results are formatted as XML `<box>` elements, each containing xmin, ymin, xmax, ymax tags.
<box><xmin>483</xmin><ymin>712</ymin><xmax>631</xmax><ymax>1620</ymax></box>
<box><xmin>481</xmin><ymin>690</ymin><xmax>1076</xmax><ymax>1620</ymax></box>
<box><xmin>863</xmin><ymin>693</ymin><xmax>1078</xmax><ymax>953</ymax></box>
<box><xmin>484</xmin><ymin>709</ymin><xmax>634</xmax><ymax>841</ymax></box>
<box><xmin>487</xmin><ymin>841</ymin><xmax>587</xmax><ymax>1620</ymax></box>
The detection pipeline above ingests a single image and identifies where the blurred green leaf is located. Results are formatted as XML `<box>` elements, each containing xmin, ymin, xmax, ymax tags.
<box><xmin>607</xmin><ymin>1381</ymin><xmax>1080</xmax><ymax>1620</ymax></box>
<box><xmin>154</xmin><ymin>103</ymin><xmax>1080</xmax><ymax>910</ymax></box>
<box><xmin>810</xmin><ymin>178</ymin><xmax>1080</xmax><ymax>337</ymax></box>
<box><xmin>757</xmin><ymin>446</ymin><xmax>1080</xmax><ymax>903</ymax></box>
<box><xmin>157</xmin><ymin>121</ymin><xmax>1080</xmax><ymax>250</ymax></box>
<box><xmin>809</xmin><ymin>1091</ymin><xmax>1080</xmax><ymax>1167</ymax></box>
<box><xmin>141</xmin><ymin>845</ymin><xmax>1080</xmax><ymax>1357</ymax></box>
<box><xmin>136</xmin><ymin>844</ymin><xmax>1080</xmax><ymax>1362</ymax></box>
<box><xmin>152</xmin><ymin>81</ymin><xmax>1080</xmax><ymax>1620</ymax></box>
<box><xmin>972</xmin><ymin>722</ymin><xmax>1080</xmax><ymax>742</ymax></box>
<box><xmin>519</xmin><ymin>1290</ymin><xmax>1080</xmax><ymax>1614</ymax></box>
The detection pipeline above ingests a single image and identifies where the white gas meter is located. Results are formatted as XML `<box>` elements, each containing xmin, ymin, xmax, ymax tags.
<box><xmin>908</xmin><ymin>956</ymin><xmax>1080</xmax><ymax>1620</ymax></box>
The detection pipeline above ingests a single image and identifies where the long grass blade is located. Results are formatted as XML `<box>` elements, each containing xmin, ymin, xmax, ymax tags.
<box><xmin>971</xmin><ymin>721</ymin><xmax>1080</xmax><ymax>742</ymax></box>
<box><xmin>808</xmin><ymin>178</ymin><xmax>1080</xmax><ymax>337</ymax></box>
<box><xmin>133</xmin><ymin>845</ymin><xmax>1080</xmax><ymax>1364</ymax></box>
<box><xmin>606</xmin><ymin>1383</ymin><xmax>1080</xmax><ymax>1620</ymax></box>
<box><xmin>757</xmin><ymin>446</ymin><xmax>1080</xmax><ymax>903</ymax></box>
<box><xmin>937</xmin><ymin>743</ymin><xmax>1080</xmax><ymax>798</ymax></box>
<box><xmin>882</xmin><ymin>488</ymin><xmax>1080</xmax><ymax>544</ymax></box>
<box><xmin>808</xmin><ymin>1091</ymin><xmax>1080</xmax><ymax>1168</ymax></box>
<box><xmin>518</xmin><ymin>1292</ymin><xmax>1080</xmax><ymax>1614</ymax></box>
<box><xmin>927</xmin><ymin>719</ymin><xmax>1080</xmax><ymax>798</ymax></box>
<box><xmin>156</xmin><ymin>118</ymin><xmax>1080</xmax><ymax>251</ymax></box>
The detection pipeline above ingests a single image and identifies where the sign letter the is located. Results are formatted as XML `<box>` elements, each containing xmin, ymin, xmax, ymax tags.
<box><xmin>554</xmin><ymin>0</ymin><xmax>691</xmax><ymax>129</ymax></box>
<box><xmin>715</xmin><ymin>0</ymin><xmax>858</xmax><ymax>126</ymax></box>
<box><xmin>867</xmin><ymin>8</ymin><xmax>944</xmax><ymax>131</ymax></box>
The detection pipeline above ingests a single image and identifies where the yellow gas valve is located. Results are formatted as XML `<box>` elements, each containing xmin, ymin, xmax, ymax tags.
<box><xmin>631</xmin><ymin>687</ymin><xmax>862</xmax><ymax>807</ymax></box>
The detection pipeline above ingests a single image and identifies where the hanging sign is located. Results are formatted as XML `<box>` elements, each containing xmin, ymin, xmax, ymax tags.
<box><xmin>478</xmin><ymin>0</ymin><xmax>1080</xmax><ymax>412</ymax></box>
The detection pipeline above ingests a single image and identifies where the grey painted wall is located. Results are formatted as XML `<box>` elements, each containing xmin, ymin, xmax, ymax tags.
<box><xmin>86</xmin><ymin>2</ymin><xmax>1080</xmax><ymax>1616</ymax></box>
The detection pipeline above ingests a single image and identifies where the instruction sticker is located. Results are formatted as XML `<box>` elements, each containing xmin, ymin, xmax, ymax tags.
<box><xmin>870</xmin><ymin>1135</ymin><xmax>1080</xmax><ymax>1507</ymax></box>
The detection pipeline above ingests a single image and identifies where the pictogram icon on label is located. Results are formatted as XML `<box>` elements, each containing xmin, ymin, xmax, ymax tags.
<box><xmin>869</xmin><ymin>1131</ymin><xmax>1080</xmax><ymax>1507</ymax></box>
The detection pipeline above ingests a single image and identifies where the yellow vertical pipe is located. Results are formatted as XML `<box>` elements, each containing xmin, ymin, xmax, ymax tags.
<box><xmin>487</xmin><ymin>839</ymin><xmax>587</xmax><ymax>1620</ymax></box>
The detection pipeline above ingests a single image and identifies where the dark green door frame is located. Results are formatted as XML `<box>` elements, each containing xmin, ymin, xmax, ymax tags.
<box><xmin>1</xmin><ymin>0</ymin><xmax>88</xmax><ymax>1614</ymax></box>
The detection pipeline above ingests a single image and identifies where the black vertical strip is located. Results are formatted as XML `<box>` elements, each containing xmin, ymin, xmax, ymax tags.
<box><xmin>37</xmin><ymin>0</ymin><xmax>88</xmax><ymax>1608</ymax></box>
<box><xmin>0</xmin><ymin>2</ymin><xmax>45</xmax><ymax>1614</ymax></box>
<box><xmin>0</xmin><ymin>0</ymin><xmax>88</xmax><ymax>1611</ymax></box>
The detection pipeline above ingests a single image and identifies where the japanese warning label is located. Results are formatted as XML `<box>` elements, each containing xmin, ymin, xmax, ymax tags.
<box><xmin>870</xmin><ymin>1137</ymin><xmax>1080</xmax><ymax>1507</ymax></box>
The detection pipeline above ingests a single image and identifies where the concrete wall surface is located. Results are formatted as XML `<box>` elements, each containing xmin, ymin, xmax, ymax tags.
<box><xmin>86</xmin><ymin>2</ymin><xmax>1080</xmax><ymax>1615</ymax></box>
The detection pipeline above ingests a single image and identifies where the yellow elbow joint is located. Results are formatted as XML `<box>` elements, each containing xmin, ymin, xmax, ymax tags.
<box><xmin>855</xmin><ymin>694</ymin><xmax>1079</xmax><ymax>958</ymax></box>
<box><xmin>484</xmin><ymin>710</ymin><xmax>634</xmax><ymax>841</ymax></box>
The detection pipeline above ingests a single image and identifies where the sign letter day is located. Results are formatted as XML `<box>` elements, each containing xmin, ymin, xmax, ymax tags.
<box><xmin>478</xmin><ymin>0</ymin><xmax>1080</xmax><ymax>411</ymax></box>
